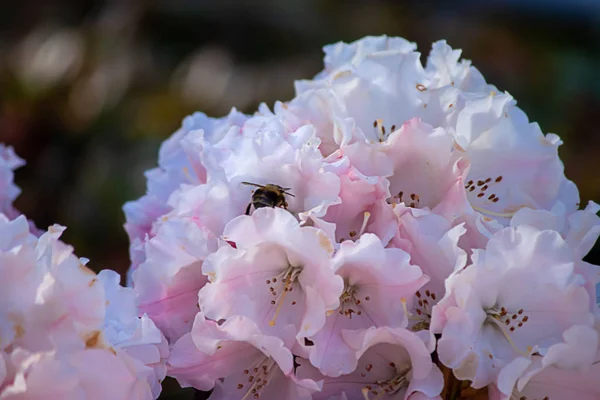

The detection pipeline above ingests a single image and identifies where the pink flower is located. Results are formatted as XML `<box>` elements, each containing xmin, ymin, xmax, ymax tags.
<box><xmin>198</xmin><ymin>207</ymin><xmax>344</xmax><ymax>346</ymax></box>
<box><xmin>510</xmin><ymin>200</ymin><xmax>600</xmax><ymax>259</ymax></box>
<box><xmin>123</xmin><ymin>109</ymin><xmax>247</xmax><ymax>277</ymax></box>
<box><xmin>99</xmin><ymin>270</ymin><xmax>169</xmax><ymax>398</ymax></box>
<box><xmin>424</xmin><ymin>40</ymin><xmax>490</xmax><ymax>93</ymax></box>
<box><xmin>307</xmin><ymin>234</ymin><xmax>428</xmax><ymax>377</ymax></box>
<box><xmin>391</xmin><ymin>206</ymin><xmax>467</xmax><ymax>333</ymax></box>
<box><xmin>262</xmin><ymin>89</ymin><xmax>351</xmax><ymax>157</ymax></box>
<box><xmin>0</xmin><ymin>217</ymin><xmax>168</xmax><ymax>399</ymax></box>
<box><xmin>492</xmin><ymin>325</ymin><xmax>600</xmax><ymax>400</ymax></box>
<box><xmin>214</xmin><ymin>122</ymin><xmax>342</xmax><ymax>221</ymax></box>
<box><xmin>297</xmin><ymin>326</ymin><xmax>443</xmax><ymax>400</ymax></box>
<box><xmin>456</xmin><ymin>93</ymin><xmax>579</xmax><ymax>232</ymax></box>
<box><xmin>1</xmin><ymin>348</ymin><xmax>156</xmax><ymax>400</ymax></box>
<box><xmin>431</xmin><ymin>225</ymin><xmax>595</xmax><ymax>389</ymax></box>
<box><xmin>295</xmin><ymin>37</ymin><xmax>428</xmax><ymax>140</ymax></box>
<box><xmin>311</xmin><ymin>36</ymin><xmax>417</xmax><ymax>81</ymax></box>
<box><xmin>167</xmin><ymin>314</ymin><xmax>322</xmax><ymax>399</ymax></box>
<box><xmin>315</xmin><ymin>163</ymin><xmax>397</xmax><ymax>246</ymax></box>
<box><xmin>342</xmin><ymin>119</ymin><xmax>470</xmax><ymax>219</ymax></box>
<box><xmin>0</xmin><ymin>146</ymin><xmax>41</xmax><ymax>236</ymax></box>
<box><xmin>132</xmin><ymin>218</ymin><xmax>211</xmax><ymax>342</ymax></box>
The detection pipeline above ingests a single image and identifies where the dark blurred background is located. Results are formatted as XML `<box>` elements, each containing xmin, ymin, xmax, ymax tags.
<box><xmin>1</xmin><ymin>1</ymin><xmax>599</xmax><ymax>397</ymax></box>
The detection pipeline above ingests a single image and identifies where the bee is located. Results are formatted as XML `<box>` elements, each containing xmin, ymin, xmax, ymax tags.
<box><xmin>241</xmin><ymin>182</ymin><xmax>295</xmax><ymax>215</ymax></box>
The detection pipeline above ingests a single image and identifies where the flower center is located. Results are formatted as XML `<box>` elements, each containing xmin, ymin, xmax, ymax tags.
<box><xmin>266</xmin><ymin>265</ymin><xmax>302</xmax><ymax>327</ymax></box>
<box><xmin>372</xmin><ymin>119</ymin><xmax>397</xmax><ymax>143</ymax></box>
<box><xmin>337</xmin><ymin>283</ymin><xmax>369</xmax><ymax>319</ymax></box>
<box><xmin>485</xmin><ymin>304</ymin><xmax>531</xmax><ymax>356</ymax></box>
<box><xmin>409</xmin><ymin>290</ymin><xmax>436</xmax><ymax>331</ymax></box>
<box><xmin>361</xmin><ymin>364</ymin><xmax>412</xmax><ymax>400</ymax></box>
<box><xmin>236</xmin><ymin>356</ymin><xmax>277</xmax><ymax>400</ymax></box>
<box><xmin>465</xmin><ymin>175</ymin><xmax>524</xmax><ymax>218</ymax></box>
<box><xmin>387</xmin><ymin>191</ymin><xmax>421</xmax><ymax>208</ymax></box>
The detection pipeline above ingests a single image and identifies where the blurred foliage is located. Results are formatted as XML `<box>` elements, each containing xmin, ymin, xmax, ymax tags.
<box><xmin>0</xmin><ymin>1</ymin><xmax>599</xmax><ymax>397</ymax></box>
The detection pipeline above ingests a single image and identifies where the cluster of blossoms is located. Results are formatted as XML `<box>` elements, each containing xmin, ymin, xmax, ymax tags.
<box><xmin>0</xmin><ymin>146</ymin><xmax>169</xmax><ymax>399</ymax></box>
<box><xmin>124</xmin><ymin>36</ymin><xmax>600</xmax><ymax>399</ymax></box>
<box><xmin>1</xmin><ymin>35</ymin><xmax>598</xmax><ymax>400</ymax></box>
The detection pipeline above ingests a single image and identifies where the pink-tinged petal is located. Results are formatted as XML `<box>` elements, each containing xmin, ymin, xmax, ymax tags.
<box><xmin>133</xmin><ymin>219</ymin><xmax>210</xmax><ymax>342</ymax></box>
<box><xmin>29</xmin><ymin>226</ymin><xmax>105</xmax><ymax>353</ymax></box>
<box><xmin>297</xmin><ymin>41</ymin><xmax>429</xmax><ymax>139</ymax></box>
<box><xmin>98</xmin><ymin>270</ymin><xmax>168</xmax><ymax>397</ymax></box>
<box><xmin>405</xmin><ymin>364</ymin><xmax>444</xmax><ymax>400</ymax></box>
<box><xmin>124</xmin><ymin>109</ymin><xmax>248</xmax><ymax>278</ymax></box>
<box><xmin>535</xmin><ymin>325</ymin><xmax>599</xmax><ymax>371</ymax></box>
<box><xmin>392</xmin><ymin>206</ymin><xmax>467</xmax><ymax>332</ymax></box>
<box><xmin>425</xmin><ymin>40</ymin><xmax>488</xmax><ymax>92</ymax></box>
<box><xmin>307</xmin><ymin>234</ymin><xmax>428</xmax><ymax>377</ymax></box>
<box><xmin>0</xmin><ymin>217</ymin><xmax>165</xmax><ymax>398</ymax></box>
<box><xmin>1</xmin><ymin>348</ymin><xmax>155</xmax><ymax>400</ymax></box>
<box><xmin>343</xmin><ymin>327</ymin><xmax>434</xmax><ymax>381</ymax></box>
<box><xmin>0</xmin><ymin>350</ymin><xmax>82</xmax><ymax>400</ymax></box>
<box><xmin>199</xmin><ymin>207</ymin><xmax>344</xmax><ymax>341</ymax></box>
<box><xmin>309</xmin><ymin>35</ymin><xmax>417</xmax><ymax>81</ymax></box>
<box><xmin>511</xmin><ymin>201</ymin><xmax>600</xmax><ymax>259</ymax></box>
<box><xmin>511</xmin><ymin>362</ymin><xmax>600</xmax><ymax>400</ymax></box>
<box><xmin>165</xmin><ymin>180</ymin><xmax>247</xmax><ymax>238</ymax></box>
<box><xmin>167</xmin><ymin>332</ymin><xmax>237</xmax><ymax>390</ymax></box>
<box><xmin>319</xmin><ymin>163</ymin><xmax>397</xmax><ymax>246</ymax></box>
<box><xmin>494</xmin><ymin>325</ymin><xmax>599</xmax><ymax>399</ymax></box>
<box><xmin>68</xmin><ymin>349</ymin><xmax>154</xmax><ymax>400</ymax></box>
<box><xmin>0</xmin><ymin>353</ymin><xmax>8</xmax><ymax>390</ymax></box>
<box><xmin>496</xmin><ymin>327</ymin><xmax>600</xmax><ymax>400</ymax></box>
<box><xmin>123</xmin><ymin>195</ymin><xmax>170</xmax><ymax>251</ymax></box>
<box><xmin>459</xmin><ymin>94</ymin><xmax>579</xmax><ymax>230</ymax></box>
<box><xmin>168</xmin><ymin>315</ymin><xmax>320</xmax><ymax>399</ymax></box>
<box><xmin>300</xmin><ymin>326</ymin><xmax>441</xmax><ymax>400</ymax></box>
<box><xmin>341</xmin><ymin>139</ymin><xmax>394</xmax><ymax>179</ymax></box>
<box><xmin>494</xmin><ymin>357</ymin><xmax>531</xmax><ymax>400</ymax></box>
<box><xmin>564</xmin><ymin>201</ymin><xmax>600</xmax><ymax>257</ymax></box>
<box><xmin>271</xmin><ymin>88</ymin><xmax>350</xmax><ymax>156</ymax></box>
<box><xmin>382</xmin><ymin>119</ymin><xmax>465</xmax><ymax>212</ymax></box>
<box><xmin>209</xmin><ymin>122</ymin><xmax>342</xmax><ymax>221</ymax></box>
<box><xmin>0</xmin><ymin>145</ymin><xmax>26</xmax><ymax>221</ymax></box>
<box><xmin>432</xmin><ymin>225</ymin><xmax>595</xmax><ymax>388</ymax></box>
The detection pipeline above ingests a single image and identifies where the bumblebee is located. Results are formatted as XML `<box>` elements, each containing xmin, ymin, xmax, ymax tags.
<box><xmin>241</xmin><ymin>182</ymin><xmax>295</xmax><ymax>215</ymax></box>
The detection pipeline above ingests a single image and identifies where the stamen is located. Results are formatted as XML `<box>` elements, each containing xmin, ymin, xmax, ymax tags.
<box><xmin>182</xmin><ymin>167</ymin><xmax>195</xmax><ymax>183</ymax></box>
<box><xmin>240</xmin><ymin>357</ymin><xmax>276</xmax><ymax>400</ymax></box>
<box><xmin>472</xmin><ymin>205</ymin><xmax>522</xmax><ymax>218</ymax></box>
<box><xmin>400</xmin><ymin>297</ymin><xmax>410</xmax><ymax>318</ymax></box>
<box><xmin>486</xmin><ymin>314</ymin><xmax>529</xmax><ymax>357</ymax></box>
<box><xmin>358</xmin><ymin>212</ymin><xmax>371</xmax><ymax>237</ymax></box>
<box><xmin>361</xmin><ymin>388</ymin><xmax>386</xmax><ymax>400</ymax></box>
<box><xmin>362</xmin><ymin>388</ymin><xmax>371</xmax><ymax>400</ymax></box>
<box><xmin>269</xmin><ymin>268</ymin><xmax>300</xmax><ymax>326</ymax></box>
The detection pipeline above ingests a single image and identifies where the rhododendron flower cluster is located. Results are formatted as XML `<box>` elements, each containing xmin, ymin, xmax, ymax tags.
<box><xmin>0</xmin><ymin>149</ymin><xmax>169</xmax><ymax>399</ymax></box>
<box><xmin>2</xmin><ymin>35</ymin><xmax>597</xmax><ymax>400</ymax></box>
<box><xmin>124</xmin><ymin>36</ymin><xmax>600</xmax><ymax>399</ymax></box>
